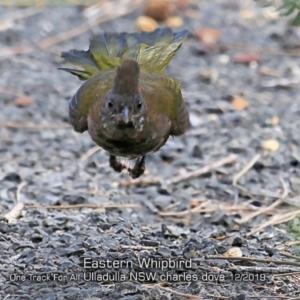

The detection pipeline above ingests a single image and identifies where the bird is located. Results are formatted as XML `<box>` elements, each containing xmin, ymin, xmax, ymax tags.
<box><xmin>60</xmin><ymin>27</ymin><xmax>190</xmax><ymax>179</ymax></box>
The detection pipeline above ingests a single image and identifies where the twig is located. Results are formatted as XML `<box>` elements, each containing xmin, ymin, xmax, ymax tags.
<box><xmin>2</xmin><ymin>202</ymin><xmax>24</xmax><ymax>223</ymax></box>
<box><xmin>0</xmin><ymin>45</ymin><xmax>36</xmax><ymax>57</ymax></box>
<box><xmin>119</xmin><ymin>245</ymin><xmax>157</xmax><ymax>251</ymax></box>
<box><xmin>238</xmin><ymin>176</ymin><xmax>289</xmax><ymax>224</ymax></box>
<box><xmin>167</xmin><ymin>154</ymin><xmax>237</xmax><ymax>185</ymax></box>
<box><xmin>1</xmin><ymin>182</ymin><xmax>27</xmax><ymax>223</ymax></box>
<box><xmin>0</xmin><ymin>87</ymin><xmax>31</xmax><ymax>98</ymax></box>
<box><xmin>0</xmin><ymin>0</ymin><xmax>142</xmax><ymax>57</ymax></box>
<box><xmin>228</xmin><ymin>266</ymin><xmax>300</xmax><ymax>274</ymax></box>
<box><xmin>25</xmin><ymin>203</ymin><xmax>140</xmax><ymax>209</ymax></box>
<box><xmin>81</xmin><ymin>146</ymin><xmax>101</xmax><ymax>161</ymax></box>
<box><xmin>0</xmin><ymin>6</ymin><xmax>43</xmax><ymax>22</ymax></box>
<box><xmin>119</xmin><ymin>178</ymin><xmax>161</xmax><ymax>187</ymax></box>
<box><xmin>159</xmin><ymin>204</ymin><xmax>257</xmax><ymax>217</ymax></box>
<box><xmin>16</xmin><ymin>181</ymin><xmax>27</xmax><ymax>202</ymax></box>
<box><xmin>286</xmin><ymin>241</ymin><xmax>300</xmax><ymax>247</ymax></box>
<box><xmin>119</xmin><ymin>154</ymin><xmax>237</xmax><ymax>187</ymax></box>
<box><xmin>38</xmin><ymin>0</ymin><xmax>141</xmax><ymax>49</ymax></box>
<box><xmin>280</xmin><ymin>252</ymin><xmax>300</xmax><ymax>261</ymax></box>
<box><xmin>232</xmin><ymin>153</ymin><xmax>261</xmax><ymax>197</ymax></box>
<box><xmin>157</xmin><ymin>285</ymin><xmax>202</xmax><ymax>299</ymax></box>
<box><xmin>205</xmin><ymin>255</ymin><xmax>300</xmax><ymax>267</ymax></box>
<box><xmin>274</xmin><ymin>271</ymin><xmax>300</xmax><ymax>277</ymax></box>
<box><xmin>246</xmin><ymin>209</ymin><xmax>300</xmax><ymax>237</ymax></box>
<box><xmin>0</xmin><ymin>121</ymin><xmax>71</xmax><ymax>129</ymax></box>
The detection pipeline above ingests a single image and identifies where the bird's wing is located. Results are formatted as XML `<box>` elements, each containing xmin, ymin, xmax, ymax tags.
<box><xmin>68</xmin><ymin>71</ymin><xmax>115</xmax><ymax>132</ymax></box>
<box><xmin>140</xmin><ymin>73</ymin><xmax>189</xmax><ymax>135</ymax></box>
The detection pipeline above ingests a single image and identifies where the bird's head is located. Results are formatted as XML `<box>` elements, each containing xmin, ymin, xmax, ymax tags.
<box><xmin>99</xmin><ymin>60</ymin><xmax>147</xmax><ymax>133</ymax></box>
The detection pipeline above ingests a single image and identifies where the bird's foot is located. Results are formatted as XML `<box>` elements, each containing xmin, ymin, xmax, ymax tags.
<box><xmin>128</xmin><ymin>156</ymin><xmax>146</xmax><ymax>179</ymax></box>
<box><xmin>109</xmin><ymin>155</ymin><xmax>146</xmax><ymax>179</ymax></box>
<box><xmin>109</xmin><ymin>155</ymin><xmax>127</xmax><ymax>173</ymax></box>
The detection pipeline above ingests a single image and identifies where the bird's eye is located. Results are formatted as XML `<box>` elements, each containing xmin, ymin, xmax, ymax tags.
<box><xmin>107</xmin><ymin>101</ymin><xmax>113</xmax><ymax>108</ymax></box>
<box><xmin>137</xmin><ymin>101</ymin><xmax>142</xmax><ymax>109</ymax></box>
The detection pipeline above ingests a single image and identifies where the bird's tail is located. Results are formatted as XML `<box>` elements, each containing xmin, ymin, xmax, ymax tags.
<box><xmin>60</xmin><ymin>27</ymin><xmax>189</xmax><ymax>80</ymax></box>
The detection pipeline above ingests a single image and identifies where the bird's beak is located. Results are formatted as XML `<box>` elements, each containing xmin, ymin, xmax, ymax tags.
<box><xmin>122</xmin><ymin>106</ymin><xmax>129</xmax><ymax>124</ymax></box>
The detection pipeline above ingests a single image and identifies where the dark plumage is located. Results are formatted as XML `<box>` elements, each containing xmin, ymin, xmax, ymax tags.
<box><xmin>60</xmin><ymin>28</ymin><xmax>190</xmax><ymax>178</ymax></box>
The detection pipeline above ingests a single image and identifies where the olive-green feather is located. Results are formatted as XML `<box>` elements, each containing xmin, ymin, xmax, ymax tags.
<box><xmin>60</xmin><ymin>28</ymin><xmax>189</xmax><ymax>79</ymax></box>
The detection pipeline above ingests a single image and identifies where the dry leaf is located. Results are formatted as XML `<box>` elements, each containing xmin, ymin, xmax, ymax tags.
<box><xmin>233</xmin><ymin>53</ymin><xmax>260</xmax><ymax>64</ymax></box>
<box><xmin>135</xmin><ymin>16</ymin><xmax>158</xmax><ymax>32</ymax></box>
<box><xmin>144</xmin><ymin>0</ymin><xmax>175</xmax><ymax>21</ymax></box>
<box><xmin>224</xmin><ymin>247</ymin><xmax>243</xmax><ymax>257</ymax></box>
<box><xmin>262</xmin><ymin>139</ymin><xmax>280</xmax><ymax>152</ymax></box>
<box><xmin>196</xmin><ymin>28</ymin><xmax>222</xmax><ymax>45</ymax></box>
<box><xmin>164</xmin><ymin>16</ymin><xmax>184</xmax><ymax>28</ymax></box>
<box><xmin>232</xmin><ymin>97</ymin><xmax>249</xmax><ymax>110</ymax></box>
<box><xmin>15</xmin><ymin>96</ymin><xmax>35</xmax><ymax>107</ymax></box>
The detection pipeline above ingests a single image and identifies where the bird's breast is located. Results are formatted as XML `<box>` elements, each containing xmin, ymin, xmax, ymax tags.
<box><xmin>87</xmin><ymin>115</ymin><xmax>171</xmax><ymax>158</ymax></box>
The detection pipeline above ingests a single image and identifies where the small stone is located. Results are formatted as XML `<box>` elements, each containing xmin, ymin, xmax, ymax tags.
<box><xmin>224</xmin><ymin>247</ymin><xmax>243</xmax><ymax>257</ymax></box>
<box><xmin>261</xmin><ymin>139</ymin><xmax>279</xmax><ymax>152</ymax></box>
<box><xmin>164</xmin><ymin>16</ymin><xmax>184</xmax><ymax>28</ymax></box>
<box><xmin>3</xmin><ymin>172</ymin><xmax>21</xmax><ymax>183</ymax></box>
<box><xmin>135</xmin><ymin>16</ymin><xmax>158</xmax><ymax>32</ymax></box>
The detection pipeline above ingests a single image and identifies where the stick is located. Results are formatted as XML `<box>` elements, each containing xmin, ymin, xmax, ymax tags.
<box><xmin>232</xmin><ymin>153</ymin><xmax>260</xmax><ymax>196</ymax></box>
<box><xmin>38</xmin><ymin>0</ymin><xmax>141</xmax><ymax>49</ymax></box>
<box><xmin>238</xmin><ymin>176</ymin><xmax>289</xmax><ymax>224</ymax></box>
<box><xmin>81</xmin><ymin>146</ymin><xmax>101</xmax><ymax>161</ymax></box>
<box><xmin>25</xmin><ymin>203</ymin><xmax>140</xmax><ymax>209</ymax></box>
<box><xmin>246</xmin><ymin>209</ymin><xmax>300</xmax><ymax>237</ymax></box>
<box><xmin>0</xmin><ymin>0</ymin><xmax>142</xmax><ymax>57</ymax></box>
<box><xmin>157</xmin><ymin>285</ymin><xmax>201</xmax><ymax>300</ymax></box>
<box><xmin>159</xmin><ymin>204</ymin><xmax>257</xmax><ymax>217</ymax></box>
<box><xmin>0</xmin><ymin>121</ymin><xmax>71</xmax><ymax>129</ymax></box>
<box><xmin>166</xmin><ymin>154</ymin><xmax>237</xmax><ymax>185</ymax></box>
<box><xmin>2</xmin><ymin>202</ymin><xmax>24</xmax><ymax>223</ymax></box>
<box><xmin>119</xmin><ymin>154</ymin><xmax>237</xmax><ymax>187</ymax></box>
<box><xmin>1</xmin><ymin>182</ymin><xmax>27</xmax><ymax>223</ymax></box>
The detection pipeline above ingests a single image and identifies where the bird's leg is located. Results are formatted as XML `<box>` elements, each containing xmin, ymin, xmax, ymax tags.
<box><xmin>109</xmin><ymin>155</ymin><xmax>127</xmax><ymax>173</ymax></box>
<box><xmin>128</xmin><ymin>156</ymin><xmax>146</xmax><ymax>179</ymax></box>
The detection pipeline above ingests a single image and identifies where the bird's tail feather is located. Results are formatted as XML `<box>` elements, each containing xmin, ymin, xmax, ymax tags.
<box><xmin>60</xmin><ymin>27</ymin><xmax>189</xmax><ymax>80</ymax></box>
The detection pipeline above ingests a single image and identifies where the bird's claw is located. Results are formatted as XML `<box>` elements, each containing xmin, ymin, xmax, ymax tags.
<box><xmin>129</xmin><ymin>156</ymin><xmax>146</xmax><ymax>179</ymax></box>
<box><xmin>109</xmin><ymin>155</ymin><xmax>127</xmax><ymax>173</ymax></box>
<box><xmin>109</xmin><ymin>155</ymin><xmax>145</xmax><ymax>178</ymax></box>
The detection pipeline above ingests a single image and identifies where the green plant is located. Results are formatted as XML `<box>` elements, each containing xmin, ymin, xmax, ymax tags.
<box><xmin>256</xmin><ymin>0</ymin><xmax>300</xmax><ymax>25</ymax></box>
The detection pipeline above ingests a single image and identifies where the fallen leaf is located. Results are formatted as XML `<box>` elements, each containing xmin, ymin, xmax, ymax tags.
<box><xmin>232</xmin><ymin>96</ymin><xmax>249</xmax><ymax>110</ymax></box>
<box><xmin>233</xmin><ymin>53</ymin><xmax>260</xmax><ymax>64</ymax></box>
<box><xmin>164</xmin><ymin>16</ymin><xmax>184</xmax><ymax>28</ymax></box>
<box><xmin>15</xmin><ymin>96</ymin><xmax>35</xmax><ymax>107</ymax></box>
<box><xmin>196</xmin><ymin>28</ymin><xmax>222</xmax><ymax>45</ymax></box>
<box><xmin>135</xmin><ymin>16</ymin><xmax>158</xmax><ymax>32</ymax></box>
<box><xmin>262</xmin><ymin>139</ymin><xmax>280</xmax><ymax>152</ymax></box>
<box><xmin>224</xmin><ymin>247</ymin><xmax>243</xmax><ymax>257</ymax></box>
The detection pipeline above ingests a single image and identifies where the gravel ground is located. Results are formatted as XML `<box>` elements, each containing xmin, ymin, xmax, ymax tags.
<box><xmin>1</xmin><ymin>1</ymin><xmax>300</xmax><ymax>299</ymax></box>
